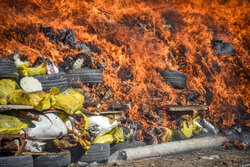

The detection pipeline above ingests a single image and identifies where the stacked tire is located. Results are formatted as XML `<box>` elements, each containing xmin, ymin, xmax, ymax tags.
<box><xmin>33</xmin><ymin>72</ymin><xmax>68</xmax><ymax>92</ymax></box>
<box><xmin>0</xmin><ymin>59</ymin><xmax>19</xmax><ymax>80</ymax></box>
<box><xmin>70</xmin><ymin>143</ymin><xmax>110</xmax><ymax>163</ymax></box>
<box><xmin>0</xmin><ymin>155</ymin><xmax>33</xmax><ymax>167</ymax></box>
<box><xmin>0</xmin><ymin>151</ymin><xmax>71</xmax><ymax>167</ymax></box>
<box><xmin>33</xmin><ymin>150</ymin><xmax>71</xmax><ymax>167</ymax></box>
<box><xmin>67</xmin><ymin>68</ymin><xmax>103</xmax><ymax>88</ymax></box>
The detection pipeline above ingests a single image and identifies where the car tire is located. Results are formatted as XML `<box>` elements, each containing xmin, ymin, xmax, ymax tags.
<box><xmin>70</xmin><ymin>143</ymin><xmax>110</xmax><ymax>163</ymax></box>
<box><xmin>33</xmin><ymin>150</ymin><xmax>71</xmax><ymax>167</ymax></box>
<box><xmin>0</xmin><ymin>59</ymin><xmax>19</xmax><ymax>80</ymax></box>
<box><xmin>0</xmin><ymin>155</ymin><xmax>33</xmax><ymax>167</ymax></box>
<box><xmin>67</xmin><ymin>68</ymin><xmax>103</xmax><ymax>88</ymax></box>
<box><xmin>33</xmin><ymin>72</ymin><xmax>68</xmax><ymax>92</ymax></box>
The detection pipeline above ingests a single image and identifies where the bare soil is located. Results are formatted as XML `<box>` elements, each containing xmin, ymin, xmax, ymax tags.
<box><xmin>73</xmin><ymin>149</ymin><xmax>250</xmax><ymax>167</ymax></box>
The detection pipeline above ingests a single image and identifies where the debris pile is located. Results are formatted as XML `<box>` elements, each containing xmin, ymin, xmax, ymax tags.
<box><xmin>0</xmin><ymin>23</ymin><xmax>248</xmax><ymax>165</ymax></box>
<box><xmin>0</xmin><ymin>0</ymin><xmax>248</xmax><ymax>165</ymax></box>
<box><xmin>0</xmin><ymin>53</ymin><xmax>212</xmax><ymax>164</ymax></box>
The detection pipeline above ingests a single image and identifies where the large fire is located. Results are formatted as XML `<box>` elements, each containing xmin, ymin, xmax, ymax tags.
<box><xmin>0</xmin><ymin>0</ymin><xmax>249</xmax><ymax>134</ymax></box>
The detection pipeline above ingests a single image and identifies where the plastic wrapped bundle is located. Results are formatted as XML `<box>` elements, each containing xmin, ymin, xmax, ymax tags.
<box><xmin>0</xmin><ymin>79</ymin><xmax>17</xmax><ymax>105</ymax></box>
<box><xmin>9</xmin><ymin>89</ymin><xmax>51</xmax><ymax>111</ymax></box>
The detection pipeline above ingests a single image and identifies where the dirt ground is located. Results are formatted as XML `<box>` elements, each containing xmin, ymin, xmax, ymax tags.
<box><xmin>75</xmin><ymin>149</ymin><xmax>250</xmax><ymax>167</ymax></box>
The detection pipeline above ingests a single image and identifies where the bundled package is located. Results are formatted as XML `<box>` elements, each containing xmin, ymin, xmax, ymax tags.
<box><xmin>9</xmin><ymin>89</ymin><xmax>51</xmax><ymax>111</ymax></box>
<box><xmin>17</xmin><ymin>62</ymin><xmax>47</xmax><ymax>77</ymax></box>
<box><xmin>50</xmin><ymin>88</ymin><xmax>84</xmax><ymax>115</ymax></box>
<box><xmin>0</xmin><ymin>114</ymin><xmax>27</xmax><ymax>134</ymax></box>
<box><xmin>0</xmin><ymin>79</ymin><xmax>17</xmax><ymax>105</ymax></box>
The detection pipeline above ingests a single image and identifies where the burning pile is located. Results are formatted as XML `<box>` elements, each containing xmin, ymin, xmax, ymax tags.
<box><xmin>0</xmin><ymin>0</ymin><xmax>249</xmax><ymax>160</ymax></box>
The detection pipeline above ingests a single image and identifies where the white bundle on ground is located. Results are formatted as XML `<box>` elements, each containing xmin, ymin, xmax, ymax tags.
<box><xmin>20</xmin><ymin>77</ymin><xmax>42</xmax><ymax>92</ymax></box>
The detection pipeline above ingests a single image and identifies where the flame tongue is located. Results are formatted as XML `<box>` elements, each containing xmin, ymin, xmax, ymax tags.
<box><xmin>0</xmin><ymin>0</ymin><xmax>249</xmax><ymax>131</ymax></box>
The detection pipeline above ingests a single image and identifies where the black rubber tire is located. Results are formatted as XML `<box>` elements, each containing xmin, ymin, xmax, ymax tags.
<box><xmin>70</xmin><ymin>143</ymin><xmax>110</xmax><ymax>163</ymax></box>
<box><xmin>66</xmin><ymin>68</ymin><xmax>103</xmax><ymax>88</ymax></box>
<box><xmin>0</xmin><ymin>58</ymin><xmax>15</xmax><ymax>64</ymax></box>
<box><xmin>80</xmin><ymin>143</ymin><xmax>110</xmax><ymax>163</ymax></box>
<box><xmin>160</xmin><ymin>70</ymin><xmax>186</xmax><ymax>89</ymax></box>
<box><xmin>33</xmin><ymin>72</ymin><xmax>68</xmax><ymax>92</ymax></box>
<box><xmin>0</xmin><ymin>155</ymin><xmax>33</xmax><ymax>167</ymax></box>
<box><xmin>33</xmin><ymin>150</ymin><xmax>71</xmax><ymax>167</ymax></box>
<box><xmin>110</xmin><ymin>141</ymin><xmax>146</xmax><ymax>155</ymax></box>
<box><xmin>0</xmin><ymin>59</ymin><xmax>19</xmax><ymax>80</ymax></box>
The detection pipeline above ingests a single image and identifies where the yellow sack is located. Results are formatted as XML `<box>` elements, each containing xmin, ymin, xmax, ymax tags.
<box><xmin>50</xmin><ymin>89</ymin><xmax>84</xmax><ymax>115</ymax></box>
<box><xmin>176</xmin><ymin>122</ymin><xmax>194</xmax><ymax>139</ymax></box>
<box><xmin>0</xmin><ymin>114</ymin><xmax>27</xmax><ymax>134</ymax></box>
<box><xmin>112</xmin><ymin>126</ymin><xmax>125</xmax><ymax>143</ymax></box>
<box><xmin>174</xmin><ymin>115</ymin><xmax>202</xmax><ymax>139</ymax></box>
<box><xmin>9</xmin><ymin>89</ymin><xmax>51</xmax><ymax>111</ymax></box>
<box><xmin>192</xmin><ymin>116</ymin><xmax>203</xmax><ymax>135</ymax></box>
<box><xmin>0</xmin><ymin>79</ymin><xmax>16</xmax><ymax>105</ymax></box>
<box><xmin>93</xmin><ymin>134</ymin><xmax>114</xmax><ymax>144</ymax></box>
<box><xmin>161</xmin><ymin>127</ymin><xmax>173</xmax><ymax>143</ymax></box>
<box><xmin>93</xmin><ymin>126</ymin><xmax>124</xmax><ymax>144</ymax></box>
<box><xmin>17</xmin><ymin>62</ymin><xmax>46</xmax><ymax>77</ymax></box>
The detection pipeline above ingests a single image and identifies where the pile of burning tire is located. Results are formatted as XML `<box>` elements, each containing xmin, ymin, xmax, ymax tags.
<box><xmin>0</xmin><ymin>56</ymin><xmax>151</xmax><ymax>166</ymax></box>
<box><xmin>0</xmin><ymin>56</ymin><xmax>190</xmax><ymax>166</ymax></box>
<box><xmin>0</xmin><ymin>0</ymin><xmax>249</xmax><ymax>165</ymax></box>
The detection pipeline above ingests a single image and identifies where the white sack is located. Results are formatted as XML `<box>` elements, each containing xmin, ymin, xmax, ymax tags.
<box><xmin>23</xmin><ymin>113</ymin><xmax>68</xmax><ymax>140</ymax></box>
<box><xmin>20</xmin><ymin>77</ymin><xmax>42</xmax><ymax>92</ymax></box>
<box><xmin>24</xmin><ymin>140</ymin><xmax>46</xmax><ymax>152</ymax></box>
<box><xmin>88</xmin><ymin>116</ymin><xmax>120</xmax><ymax>137</ymax></box>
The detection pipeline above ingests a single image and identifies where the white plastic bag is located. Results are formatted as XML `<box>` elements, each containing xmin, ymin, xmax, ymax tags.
<box><xmin>88</xmin><ymin>116</ymin><xmax>120</xmax><ymax>137</ymax></box>
<box><xmin>24</xmin><ymin>140</ymin><xmax>46</xmax><ymax>152</ymax></box>
<box><xmin>23</xmin><ymin>113</ymin><xmax>68</xmax><ymax>140</ymax></box>
<box><xmin>20</xmin><ymin>77</ymin><xmax>42</xmax><ymax>92</ymax></box>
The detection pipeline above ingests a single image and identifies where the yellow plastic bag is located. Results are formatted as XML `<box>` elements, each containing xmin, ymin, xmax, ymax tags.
<box><xmin>174</xmin><ymin>115</ymin><xmax>202</xmax><ymax>139</ymax></box>
<box><xmin>161</xmin><ymin>127</ymin><xmax>173</xmax><ymax>142</ymax></box>
<box><xmin>50</xmin><ymin>89</ymin><xmax>84</xmax><ymax>115</ymax></box>
<box><xmin>9</xmin><ymin>89</ymin><xmax>51</xmax><ymax>111</ymax></box>
<box><xmin>93</xmin><ymin>126</ymin><xmax>125</xmax><ymax>144</ymax></box>
<box><xmin>176</xmin><ymin>122</ymin><xmax>194</xmax><ymax>139</ymax></box>
<box><xmin>93</xmin><ymin>134</ymin><xmax>114</xmax><ymax>144</ymax></box>
<box><xmin>17</xmin><ymin>62</ymin><xmax>46</xmax><ymax>77</ymax></box>
<box><xmin>0</xmin><ymin>79</ymin><xmax>17</xmax><ymax>105</ymax></box>
<box><xmin>0</xmin><ymin>114</ymin><xmax>27</xmax><ymax>134</ymax></box>
<box><xmin>112</xmin><ymin>126</ymin><xmax>125</xmax><ymax>143</ymax></box>
<box><xmin>192</xmin><ymin>116</ymin><xmax>203</xmax><ymax>135</ymax></box>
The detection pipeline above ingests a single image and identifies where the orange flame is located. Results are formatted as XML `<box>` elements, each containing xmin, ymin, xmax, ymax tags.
<box><xmin>0</xmin><ymin>0</ymin><xmax>249</xmax><ymax>131</ymax></box>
